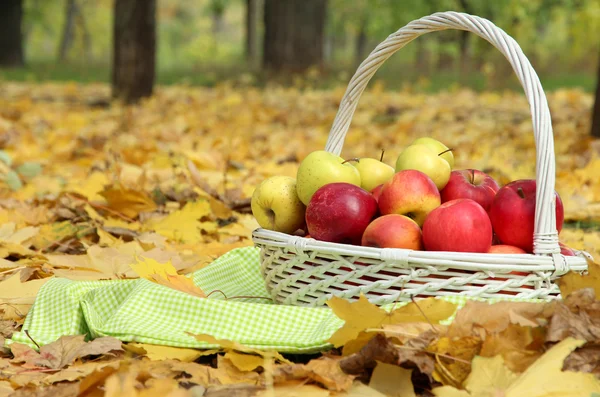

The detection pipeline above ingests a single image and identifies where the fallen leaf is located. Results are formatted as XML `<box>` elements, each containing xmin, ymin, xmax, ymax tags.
<box><xmin>130</xmin><ymin>256</ymin><xmax>206</xmax><ymax>298</ymax></box>
<box><xmin>126</xmin><ymin>343</ymin><xmax>209</xmax><ymax>362</ymax></box>
<box><xmin>188</xmin><ymin>333</ymin><xmax>291</xmax><ymax>365</ymax></box>
<box><xmin>428</xmin><ymin>336</ymin><xmax>482</xmax><ymax>387</ymax></box>
<box><xmin>224</xmin><ymin>351</ymin><xmax>265</xmax><ymax>372</ymax></box>
<box><xmin>148</xmin><ymin>200</ymin><xmax>213</xmax><ymax>244</ymax></box>
<box><xmin>99</xmin><ymin>186</ymin><xmax>158</xmax><ymax>219</ymax></box>
<box><xmin>447</xmin><ymin>300</ymin><xmax>553</xmax><ymax>339</ymax></box>
<box><xmin>563</xmin><ymin>343</ymin><xmax>600</xmax><ymax>378</ymax></box>
<box><xmin>479</xmin><ymin>324</ymin><xmax>545</xmax><ymax>373</ymax></box>
<box><xmin>273</xmin><ymin>357</ymin><xmax>355</xmax><ymax>391</ymax></box>
<box><xmin>326</xmin><ymin>295</ymin><xmax>456</xmax><ymax>347</ymax></box>
<box><xmin>558</xmin><ymin>258</ymin><xmax>600</xmax><ymax>300</ymax></box>
<box><xmin>0</xmin><ymin>272</ymin><xmax>50</xmax><ymax>319</ymax></box>
<box><xmin>339</xmin><ymin>334</ymin><xmax>399</xmax><ymax>376</ymax></box>
<box><xmin>546</xmin><ymin>288</ymin><xmax>600</xmax><ymax>343</ymax></box>
<box><xmin>506</xmin><ymin>338</ymin><xmax>600</xmax><ymax>396</ymax></box>
<box><xmin>463</xmin><ymin>355</ymin><xmax>518</xmax><ymax>397</ymax></box>
<box><xmin>11</xmin><ymin>335</ymin><xmax>122</xmax><ymax>370</ymax></box>
<box><xmin>369</xmin><ymin>362</ymin><xmax>416</xmax><ymax>397</ymax></box>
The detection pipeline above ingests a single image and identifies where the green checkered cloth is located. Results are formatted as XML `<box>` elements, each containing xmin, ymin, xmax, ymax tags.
<box><xmin>11</xmin><ymin>247</ymin><xmax>539</xmax><ymax>353</ymax></box>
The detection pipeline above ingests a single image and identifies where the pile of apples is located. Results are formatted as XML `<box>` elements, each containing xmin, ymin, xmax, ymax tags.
<box><xmin>251</xmin><ymin>137</ymin><xmax>574</xmax><ymax>256</ymax></box>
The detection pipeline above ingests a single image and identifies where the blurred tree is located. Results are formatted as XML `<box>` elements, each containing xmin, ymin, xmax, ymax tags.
<box><xmin>593</xmin><ymin>52</ymin><xmax>600</xmax><ymax>138</ymax></box>
<box><xmin>112</xmin><ymin>0</ymin><xmax>156</xmax><ymax>104</ymax></box>
<box><xmin>57</xmin><ymin>0</ymin><xmax>77</xmax><ymax>61</ymax></box>
<box><xmin>263</xmin><ymin>0</ymin><xmax>327</xmax><ymax>72</ymax></box>
<box><xmin>246</xmin><ymin>0</ymin><xmax>259</xmax><ymax>65</ymax></box>
<box><xmin>0</xmin><ymin>0</ymin><xmax>25</xmax><ymax>67</ymax></box>
<box><xmin>209</xmin><ymin>0</ymin><xmax>226</xmax><ymax>37</ymax></box>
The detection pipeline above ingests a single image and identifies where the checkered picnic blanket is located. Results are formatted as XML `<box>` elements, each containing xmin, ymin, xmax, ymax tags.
<box><xmin>11</xmin><ymin>247</ymin><xmax>538</xmax><ymax>352</ymax></box>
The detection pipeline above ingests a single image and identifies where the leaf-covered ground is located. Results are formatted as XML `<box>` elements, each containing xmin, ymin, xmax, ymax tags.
<box><xmin>0</xmin><ymin>82</ymin><xmax>599</xmax><ymax>396</ymax></box>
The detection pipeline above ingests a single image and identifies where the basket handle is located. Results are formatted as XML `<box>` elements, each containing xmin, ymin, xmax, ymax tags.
<box><xmin>325</xmin><ymin>11</ymin><xmax>559</xmax><ymax>257</ymax></box>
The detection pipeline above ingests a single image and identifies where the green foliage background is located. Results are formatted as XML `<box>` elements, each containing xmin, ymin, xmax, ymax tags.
<box><xmin>5</xmin><ymin>0</ymin><xmax>600</xmax><ymax>91</ymax></box>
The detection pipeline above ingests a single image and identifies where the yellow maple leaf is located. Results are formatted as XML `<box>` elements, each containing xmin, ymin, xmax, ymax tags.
<box><xmin>326</xmin><ymin>295</ymin><xmax>456</xmax><ymax>348</ymax></box>
<box><xmin>149</xmin><ymin>200</ymin><xmax>212</xmax><ymax>244</ymax></box>
<box><xmin>99</xmin><ymin>186</ymin><xmax>157</xmax><ymax>219</ymax></box>
<box><xmin>189</xmin><ymin>333</ymin><xmax>292</xmax><ymax>365</ymax></box>
<box><xmin>130</xmin><ymin>256</ymin><xmax>205</xmax><ymax>298</ymax></box>
<box><xmin>68</xmin><ymin>171</ymin><xmax>109</xmax><ymax>202</ymax></box>
<box><xmin>433</xmin><ymin>338</ymin><xmax>600</xmax><ymax>397</ymax></box>
<box><xmin>558</xmin><ymin>258</ymin><xmax>600</xmax><ymax>300</ymax></box>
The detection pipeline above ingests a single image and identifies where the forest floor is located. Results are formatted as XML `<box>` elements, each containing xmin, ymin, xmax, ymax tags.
<box><xmin>0</xmin><ymin>82</ymin><xmax>599</xmax><ymax>396</ymax></box>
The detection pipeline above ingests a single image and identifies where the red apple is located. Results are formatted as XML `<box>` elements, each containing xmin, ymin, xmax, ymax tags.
<box><xmin>371</xmin><ymin>184</ymin><xmax>384</xmax><ymax>202</ymax></box>
<box><xmin>488</xmin><ymin>245</ymin><xmax>527</xmax><ymax>254</ymax></box>
<box><xmin>306</xmin><ymin>183</ymin><xmax>378</xmax><ymax>245</ymax></box>
<box><xmin>489</xmin><ymin>180</ymin><xmax>564</xmax><ymax>253</ymax></box>
<box><xmin>559</xmin><ymin>242</ymin><xmax>575</xmax><ymax>256</ymax></box>
<box><xmin>378</xmin><ymin>170</ymin><xmax>441</xmax><ymax>227</ymax></box>
<box><xmin>423</xmin><ymin>199</ymin><xmax>493</xmax><ymax>253</ymax></box>
<box><xmin>361</xmin><ymin>214</ymin><xmax>423</xmax><ymax>250</ymax></box>
<box><xmin>440</xmin><ymin>169</ymin><xmax>500</xmax><ymax>213</ymax></box>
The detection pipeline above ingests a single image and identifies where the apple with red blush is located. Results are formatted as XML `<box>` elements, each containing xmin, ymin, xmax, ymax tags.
<box><xmin>378</xmin><ymin>170</ymin><xmax>441</xmax><ymax>227</ymax></box>
<box><xmin>441</xmin><ymin>169</ymin><xmax>500</xmax><ymax>213</ymax></box>
<box><xmin>361</xmin><ymin>214</ymin><xmax>423</xmax><ymax>250</ymax></box>
<box><xmin>490</xmin><ymin>180</ymin><xmax>564</xmax><ymax>253</ymax></box>
<box><xmin>305</xmin><ymin>183</ymin><xmax>378</xmax><ymax>245</ymax></box>
<box><xmin>423</xmin><ymin>198</ymin><xmax>493</xmax><ymax>253</ymax></box>
<box><xmin>488</xmin><ymin>245</ymin><xmax>526</xmax><ymax>254</ymax></box>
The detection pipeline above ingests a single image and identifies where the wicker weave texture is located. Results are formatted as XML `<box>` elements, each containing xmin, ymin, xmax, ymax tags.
<box><xmin>252</xmin><ymin>12</ymin><xmax>590</xmax><ymax>307</ymax></box>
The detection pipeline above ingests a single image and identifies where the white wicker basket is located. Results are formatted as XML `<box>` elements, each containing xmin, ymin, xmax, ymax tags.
<box><xmin>252</xmin><ymin>11</ymin><xmax>590</xmax><ymax>307</ymax></box>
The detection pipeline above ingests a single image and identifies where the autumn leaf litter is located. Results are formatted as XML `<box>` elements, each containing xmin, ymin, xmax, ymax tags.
<box><xmin>0</xmin><ymin>82</ymin><xmax>599</xmax><ymax>395</ymax></box>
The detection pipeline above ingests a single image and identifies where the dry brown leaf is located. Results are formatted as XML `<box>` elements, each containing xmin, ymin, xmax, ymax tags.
<box><xmin>546</xmin><ymin>288</ymin><xmax>600</xmax><ymax>343</ymax></box>
<box><xmin>339</xmin><ymin>334</ymin><xmax>398</xmax><ymax>376</ymax></box>
<box><xmin>562</xmin><ymin>343</ymin><xmax>600</xmax><ymax>377</ymax></box>
<box><xmin>11</xmin><ymin>335</ymin><xmax>122</xmax><ymax>370</ymax></box>
<box><xmin>273</xmin><ymin>356</ymin><xmax>354</xmax><ymax>392</ymax></box>
<box><xmin>447</xmin><ymin>300</ymin><xmax>553</xmax><ymax>339</ymax></box>
<box><xmin>479</xmin><ymin>324</ymin><xmax>545</xmax><ymax>373</ymax></box>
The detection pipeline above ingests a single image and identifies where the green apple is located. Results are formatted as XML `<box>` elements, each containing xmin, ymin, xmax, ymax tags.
<box><xmin>251</xmin><ymin>176</ymin><xmax>306</xmax><ymax>234</ymax></box>
<box><xmin>411</xmin><ymin>137</ymin><xmax>454</xmax><ymax>169</ymax></box>
<box><xmin>296</xmin><ymin>150</ymin><xmax>361</xmax><ymax>205</ymax></box>
<box><xmin>353</xmin><ymin>158</ymin><xmax>395</xmax><ymax>192</ymax></box>
<box><xmin>395</xmin><ymin>144</ymin><xmax>451</xmax><ymax>190</ymax></box>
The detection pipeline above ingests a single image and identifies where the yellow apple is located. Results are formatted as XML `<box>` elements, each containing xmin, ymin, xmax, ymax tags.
<box><xmin>251</xmin><ymin>176</ymin><xmax>306</xmax><ymax>234</ymax></box>
<box><xmin>353</xmin><ymin>158</ymin><xmax>395</xmax><ymax>192</ymax></box>
<box><xmin>411</xmin><ymin>137</ymin><xmax>454</xmax><ymax>169</ymax></box>
<box><xmin>296</xmin><ymin>150</ymin><xmax>361</xmax><ymax>205</ymax></box>
<box><xmin>395</xmin><ymin>144</ymin><xmax>451</xmax><ymax>190</ymax></box>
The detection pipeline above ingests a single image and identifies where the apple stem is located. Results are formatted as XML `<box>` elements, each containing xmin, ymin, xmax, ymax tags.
<box><xmin>470</xmin><ymin>169</ymin><xmax>475</xmax><ymax>184</ymax></box>
<box><xmin>342</xmin><ymin>158</ymin><xmax>360</xmax><ymax>165</ymax></box>
<box><xmin>517</xmin><ymin>187</ymin><xmax>526</xmax><ymax>199</ymax></box>
<box><xmin>438</xmin><ymin>148</ymin><xmax>453</xmax><ymax>156</ymax></box>
<box><xmin>380</xmin><ymin>149</ymin><xmax>385</xmax><ymax>162</ymax></box>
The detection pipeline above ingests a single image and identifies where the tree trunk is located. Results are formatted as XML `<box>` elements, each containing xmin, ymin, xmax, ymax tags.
<box><xmin>112</xmin><ymin>0</ymin><xmax>156</xmax><ymax>104</ymax></box>
<box><xmin>245</xmin><ymin>0</ymin><xmax>258</xmax><ymax>64</ymax></box>
<box><xmin>0</xmin><ymin>0</ymin><xmax>25</xmax><ymax>67</ymax></box>
<box><xmin>354</xmin><ymin>16</ymin><xmax>368</xmax><ymax>67</ymax></box>
<box><xmin>458</xmin><ymin>30</ymin><xmax>470</xmax><ymax>78</ymax></box>
<box><xmin>58</xmin><ymin>0</ymin><xmax>77</xmax><ymax>62</ymax></box>
<box><xmin>263</xmin><ymin>0</ymin><xmax>327</xmax><ymax>73</ymax></box>
<box><xmin>592</xmin><ymin>53</ymin><xmax>600</xmax><ymax>138</ymax></box>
